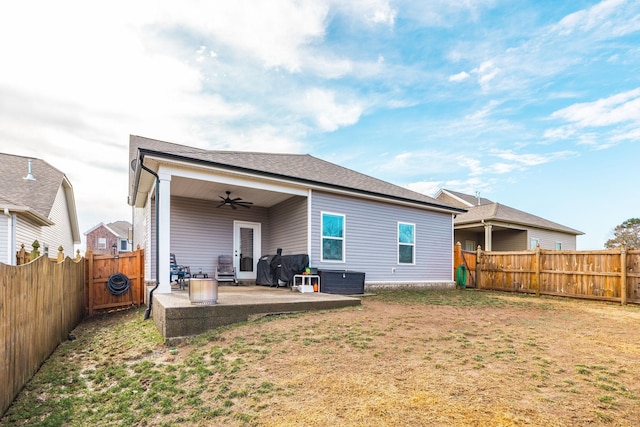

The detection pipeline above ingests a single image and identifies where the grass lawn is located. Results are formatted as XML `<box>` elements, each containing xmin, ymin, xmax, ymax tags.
<box><xmin>2</xmin><ymin>289</ymin><xmax>640</xmax><ymax>426</ymax></box>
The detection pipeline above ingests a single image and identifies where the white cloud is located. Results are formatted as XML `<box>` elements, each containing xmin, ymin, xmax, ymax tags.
<box><xmin>334</xmin><ymin>0</ymin><xmax>397</xmax><ymax>26</ymax></box>
<box><xmin>449</xmin><ymin>71</ymin><xmax>470</xmax><ymax>82</ymax></box>
<box><xmin>407</xmin><ymin>177</ymin><xmax>494</xmax><ymax>199</ymax></box>
<box><xmin>298</xmin><ymin>88</ymin><xmax>364</xmax><ymax>132</ymax></box>
<box><xmin>406</xmin><ymin>181</ymin><xmax>443</xmax><ymax>197</ymax></box>
<box><xmin>554</xmin><ymin>0</ymin><xmax>631</xmax><ymax>36</ymax></box>
<box><xmin>472</xmin><ymin>61</ymin><xmax>501</xmax><ymax>91</ymax></box>
<box><xmin>545</xmin><ymin>88</ymin><xmax>640</xmax><ymax>148</ymax></box>
<box><xmin>161</xmin><ymin>0</ymin><xmax>330</xmax><ymax>73</ymax></box>
<box><xmin>489</xmin><ymin>149</ymin><xmax>577</xmax><ymax>171</ymax></box>
<box><xmin>550</xmin><ymin>88</ymin><xmax>640</xmax><ymax>128</ymax></box>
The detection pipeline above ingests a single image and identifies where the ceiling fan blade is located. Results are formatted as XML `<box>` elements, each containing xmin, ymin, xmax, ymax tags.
<box><xmin>231</xmin><ymin>203</ymin><xmax>237</xmax><ymax>210</ymax></box>
<box><xmin>216</xmin><ymin>201</ymin><xmax>226</xmax><ymax>208</ymax></box>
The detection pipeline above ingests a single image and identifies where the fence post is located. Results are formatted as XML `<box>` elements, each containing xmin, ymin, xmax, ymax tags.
<box><xmin>476</xmin><ymin>245</ymin><xmax>482</xmax><ymax>289</ymax></box>
<box><xmin>17</xmin><ymin>243</ymin><xmax>28</xmax><ymax>265</ymax></box>
<box><xmin>454</xmin><ymin>241</ymin><xmax>462</xmax><ymax>276</ymax></box>
<box><xmin>621</xmin><ymin>245</ymin><xmax>627</xmax><ymax>306</ymax></box>
<box><xmin>534</xmin><ymin>244</ymin><xmax>541</xmax><ymax>297</ymax></box>
<box><xmin>57</xmin><ymin>246</ymin><xmax>64</xmax><ymax>262</ymax></box>
<box><xmin>31</xmin><ymin>240</ymin><xmax>40</xmax><ymax>258</ymax></box>
<box><xmin>87</xmin><ymin>249</ymin><xmax>94</xmax><ymax>316</ymax></box>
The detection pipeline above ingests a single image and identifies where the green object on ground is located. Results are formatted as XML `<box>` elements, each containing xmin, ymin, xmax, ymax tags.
<box><xmin>455</xmin><ymin>265</ymin><xmax>467</xmax><ymax>289</ymax></box>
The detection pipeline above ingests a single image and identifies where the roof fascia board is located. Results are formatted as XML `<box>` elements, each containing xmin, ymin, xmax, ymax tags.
<box><xmin>137</xmin><ymin>149</ymin><xmax>466</xmax><ymax>214</ymax></box>
<box><xmin>62</xmin><ymin>175</ymin><xmax>81</xmax><ymax>243</ymax></box>
<box><xmin>2</xmin><ymin>205</ymin><xmax>55</xmax><ymax>226</ymax></box>
<box><xmin>456</xmin><ymin>218</ymin><xmax>582</xmax><ymax>235</ymax></box>
<box><xmin>442</xmin><ymin>189</ymin><xmax>475</xmax><ymax>207</ymax></box>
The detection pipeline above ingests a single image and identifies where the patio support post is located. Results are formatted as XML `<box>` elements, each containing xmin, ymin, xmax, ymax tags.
<box><xmin>483</xmin><ymin>222</ymin><xmax>492</xmax><ymax>251</ymax></box>
<box><xmin>156</xmin><ymin>172</ymin><xmax>172</xmax><ymax>294</ymax></box>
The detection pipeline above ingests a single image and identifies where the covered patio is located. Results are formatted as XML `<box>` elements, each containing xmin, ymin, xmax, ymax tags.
<box><xmin>151</xmin><ymin>283</ymin><xmax>362</xmax><ymax>342</ymax></box>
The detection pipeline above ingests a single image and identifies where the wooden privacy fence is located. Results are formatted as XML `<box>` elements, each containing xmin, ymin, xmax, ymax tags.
<box><xmin>0</xmin><ymin>255</ymin><xmax>85</xmax><ymax>417</ymax></box>
<box><xmin>454</xmin><ymin>244</ymin><xmax>640</xmax><ymax>305</ymax></box>
<box><xmin>85</xmin><ymin>247</ymin><xmax>145</xmax><ymax>316</ymax></box>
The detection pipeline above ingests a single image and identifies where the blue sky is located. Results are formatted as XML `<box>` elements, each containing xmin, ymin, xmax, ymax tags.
<box><xmin>0</xmin><ymin>0</ymin><xmax>638</xmax><ymax>250</ymax></box>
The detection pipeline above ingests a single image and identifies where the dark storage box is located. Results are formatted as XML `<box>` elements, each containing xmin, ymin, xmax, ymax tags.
<box><xmin>319</xmin><ymin>270</ymin><xmax>365</xmax><ymax>295</ymax></box>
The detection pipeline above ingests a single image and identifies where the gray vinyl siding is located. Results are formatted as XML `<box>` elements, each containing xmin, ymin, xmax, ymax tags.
<box><xmin>527</xmin><ymin>228</ymin><xmax>577</xmax><ymax>250</ymax></box>
<box><xmin>168</xmin><ymin>196</ymin><xmax>269</xmax><ymax>277</ymax></box>
<box><xmin>15</xmin><ymin>216</ymin><xmax>41</xmax><ymax>255</ymax></box>
<box><xmin>0</xmin><ymin>215</ymin><xmax>8</xmax><ymax>264</ymax></box>
<box><xmin>133</xmin><ymin>205</ymin><xmax>151</xmax><ymax>281</ymax></box>
<box><xmin>310</xmin><ymin>191</ymin><xmax>453</xmax><ymax>283</ymax></box>
<box><xmin>12</xmin><ymin>186</ymin><xmax>75</xmax><ymax>260</ymax></box>
<box><xmin>267</xmin><ymin>195</ymin><xmax>307</xmax><ymax>255</ymax></box>
<box><xmin>39</xmin><ymin>186</ymin><xmax>75</xmax><ymax>258</ymax></box>
<box><xmin>492</xmin><ymin>230</ymin><xmax>527</xmax><ymax>251</ymax></box>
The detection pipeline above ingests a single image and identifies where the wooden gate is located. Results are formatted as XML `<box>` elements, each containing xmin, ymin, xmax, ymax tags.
<box><xmin>85</xmin><ymin>247</ymin><xmax>145</xmax><ymax>316</ymax></box>
<box><xmin>453</xmin><ymin>242</ymin><xmax>477</xmax><ymax>288</ymax></box>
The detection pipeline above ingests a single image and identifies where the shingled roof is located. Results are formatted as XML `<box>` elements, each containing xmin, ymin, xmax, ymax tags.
<box><xmin>129</xmin><ymin>135</ymin><xmax>465</xmax><ymax>213</ymax></box>
<box><xmin>439</xmin><ymin>189</ymin><xmax>583</xmax><ymax>235</ymax></box>
<box><xmin>84</xmin><ymin>220</ymin><xmax>132</xmax><ymax>238</ymax></box>
<box><xmin>0</xmin><ymin>153</ymin><xmax>65</xmax><ymax>223</ymax></box>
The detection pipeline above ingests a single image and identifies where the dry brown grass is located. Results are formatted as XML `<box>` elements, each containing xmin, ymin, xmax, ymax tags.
<box><xmin>4</xmin><ymin>290</ymin><xmax>640</xmax><ymax>426</ymax></box>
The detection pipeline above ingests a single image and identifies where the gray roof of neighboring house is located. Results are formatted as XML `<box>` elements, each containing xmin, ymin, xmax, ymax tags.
<box><xmin>107</xmin><ymin>221</ymin><xmax>131</xmax><ymax>238</ymax></box>
<box><xmin>129</xmin><ymin>135</ymin><xmax>465</xmax><ymax>213</ymax></box>
<box><xmin>439</xmin><ymin>189</ymin><xmax>493</xmax><ymax>207</ymax></box>
<box><xmin>0</xmin><ymin>153</ymin><xmax>64</xmax><ymax>220</ymax></box>
<box><xmin>441</xmin><ymin>189</ymin><xmax>583</xmax><ymax>235</ymax></box>
<box><xmin>84</xmin><ymin>221</ymin><xmax>132</xmax><ymax>238</ymax></box>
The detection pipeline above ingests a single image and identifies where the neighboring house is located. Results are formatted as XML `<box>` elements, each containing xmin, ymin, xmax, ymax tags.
<box><xmin>84</xmin><ymin>221</ymin><xmax>132</xmax><ymax>255</ymax></box>
<box><xmin>128</xmin><ymin>135</ymin><xmax>466</xmax><ymax>294</ymax></box>
<box><xmin>0</xmin><ymin>153</ymin><xmax>81</xmax><ymax>265</ymax></box>
<box><xmin>434</xmin><ymin>189</ymin><xmax>583</xmax><ymax>251</ymax></box>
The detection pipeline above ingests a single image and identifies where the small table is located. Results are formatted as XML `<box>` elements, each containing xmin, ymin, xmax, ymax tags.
<box><xmin>192</xmin><ymin>272</ymin><xmax>208</xmax><ymax>279</ymax></box>
<box><xmin>292</xmin><ymin>274</ymin><xmax>320</xmax><ymax>293</ymax></box>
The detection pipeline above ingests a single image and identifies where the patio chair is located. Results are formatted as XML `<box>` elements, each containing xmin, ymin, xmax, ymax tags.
<box><xmin>170</xmin><ymin>253</ymin><xmax>191</xmax><ymax>289</ymax></box>
<box><xmin>215</xmin><ymin>254</ymin><xmax>237</xmax><ymax>285</ymax></box>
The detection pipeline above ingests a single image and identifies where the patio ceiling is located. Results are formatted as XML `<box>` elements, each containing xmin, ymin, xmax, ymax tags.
<box><xmin>170</xmin><ymin>176</ymin><xmax>296</xmax><ymax>208</ymax></box>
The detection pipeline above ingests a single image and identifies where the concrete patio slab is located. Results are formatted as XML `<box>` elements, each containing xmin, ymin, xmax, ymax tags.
<box><xmin>150</xmin><ymin>284</ymin><xmax>362</xmax><ymax>342</ymax></box>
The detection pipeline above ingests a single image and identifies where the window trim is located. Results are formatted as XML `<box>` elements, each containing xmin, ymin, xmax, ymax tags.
<box><xmin>397</xmin><ymin>222</ymin><xmax>416</xmax><ymax>265</ymax></box>
<box><xmin>98</xmin><ymin>237</ymin><xmax>107</xmax><ymax>249</ymax></box>
<box><xmin>530</xmin><ymin>238</ymin><xmax>539</xmax><ymax>250</ymax></box>
<box><xmin>321</xmin><ymin>212</ymin><xmax>345</xmax><ymax>263</ymax></box>
<box><xmin>555</xmin><ymin>241</ymin><xmax>562</xmax><ymax>250</ymax></box>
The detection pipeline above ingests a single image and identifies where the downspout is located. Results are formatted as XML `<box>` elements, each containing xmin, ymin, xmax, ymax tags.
<box><xmin>142</xmin><ymin>160</ymin><xmax>160</xmax><ymax>320</ymax></box>
<box><xmin>4</xmin><ymin>208</ymin><xmax>16</xmax><ymax>265</ymax></box>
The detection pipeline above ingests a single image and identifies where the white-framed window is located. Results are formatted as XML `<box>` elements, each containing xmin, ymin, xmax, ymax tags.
<box><xmin>120</xmin><ymin>239</ymin><xmax>128</xmax><ymax>251</ymax></box>
<box><xmin>321</xmin><ymin>212</ymin><xmax>345</xmax><ymax>262</ymax></box>
<box><xmin>555</xmin><ymin>242</ymin><xmax>562</xmax><ymax>250</ymax></box>
<box><xmin>530</xmin><ymin>238</ymin><xmax>539</xmax><ymax>249</ymax></box>
<box><xmin>398</xmin><ymin>222</ymin><xmax>415</xmax><ymax>264</ymax></box>
<box><xmin>98</xmin><ymin>237</ymin><xmax>107</xmax><ymax>249</ymax></box>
